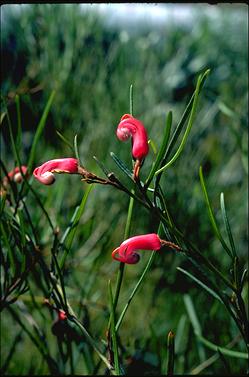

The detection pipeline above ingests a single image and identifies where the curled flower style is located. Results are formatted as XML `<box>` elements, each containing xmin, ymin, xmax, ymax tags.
<box><xmin>3</xmin><ymin>166</ymin><xmax>28</xmax><ymax>187</ymax></box>
<box><xmin>112</xmin><ymin>233</ymin><xmax>181</xmax><ymax>264</ymax></box>
<box><xmin>116</xmin><ymin>114</ymin><xmax>149</xmax><ymax>179</ymax></box>
<box><xmin>33</xmin><ymin>158</ymin><xmax>79</xmax><ymax>185</ymax></box>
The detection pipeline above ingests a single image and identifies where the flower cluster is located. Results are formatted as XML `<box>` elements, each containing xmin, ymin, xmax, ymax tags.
<box><xmin>31</xmin><ymin>114</ymin><xmax>180</xmax><ymax>265</ymax></box>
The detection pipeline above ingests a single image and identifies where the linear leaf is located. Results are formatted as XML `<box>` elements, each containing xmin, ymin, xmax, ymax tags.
<box><xmin>60</xmin><ymin>185</ymin><xmax>92</xmax><ymax>269</ymax></box>
<box><xmin>177</xmin><ymin>267</ymin><xmax>222</xmax><ymax>302</ymax></box>
<box><xmin>108</xmin><ymin>280</ymin><xmax>121</xmax><ymax>375</ymax></box>
<box><xmin>130</xmin><ymin>84</ymin><xmax>133</xmax><ymax>116</ymax></box>
<box><xmin>28</xmin><ymin>90</ymin><xmax>55</xmax><ymax>172</ymax></box>
<box><xmin>15</xmin><ymin>95</ymin><xmax>22</xmax><ymax>152</ymax></box>
<box><xmin>158</xmin><ymin>69</ymin><xmax>210</xmax><ymax>173</ymax></box>
<box><xmin>166</xmin><ymin>331</ymin><xmax>175</xmax><ymax>376</ymax></box>
<box><xmin>110</xmin><ymin>151</ymin><xmax>134</xmax><ymax>181</ymax></box>
<box><xmin>93</xmin><ymin>155</ymin><xmax>110</xmax><ymax>177</ymax></box>
<box><xmin>196</xmin><ymin>334</ymin><xmax>248</xmax><ymax>359</ymax></box>
<box><xmin>220</xmin><ymin>192</ymin><xmax>237</xmax><ymax>257</ymax></box>
<box><xmin>183</xmin><ymin>294</ymin><xmax>206</xmax><ymax>362</ymax></box>
<box><xmin>56</xmin><ymin>130</ymin><xmax>74</xmax><ymax>152</ymax></box>
<box><xmin>199</xmin><ymin>167</ymin><xmax>233</xmax><ymax>258</ymax></box>
<box><xmin>155</xmin><ymin>70</ymin><xmax>210</xmax><ymax>175</ymax></box>
<box><xmin>145</xmin><ymin>111</ymin><xmax>172</xmax><ymax>187</ymax></box>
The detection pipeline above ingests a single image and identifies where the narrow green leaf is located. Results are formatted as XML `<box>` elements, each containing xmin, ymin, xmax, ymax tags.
<box><xmin>196</xmin><ymin>334</ymin><xmax>248</xmax><ymax>359</ymax></box>
<box><xmin>110</xmin><ymin>151</ymin><xmax>134</xmax><ymax>181</ymax></box>
<box><xmin>177</xmin><ymin>267</ymin><xmax>222</xmax><ymax>302</ymax></box>
<box><xmin>108</xmin><ymin>280</ymin><xmax>121</xmax><ymax>375</ymax></box>
<box><xmin>71</xmin><ymin>316</ymin><xmax>113</xmax><ymax>371</ymax></box>
<box><xmin>220</xmin><ymin>192</ymin><xmax>237</xmax><ymax>257</ymax></box>
<box><xmin>116</xmin><ymin>250</ymin><xmax>156</xmax><ymax>332</ymax></box>
<box><xmin>1</xmin><ymin>223</ymin><xmax>16</xmax><ymax>276</ymax></box>
<box><xmin>93</xmin><ymin>155</ymin><xmax>110</xmax><ymax>177</ymax></box>
<box><xmin>183</xmin><ymin>294</ymin><xmax>206</xmax><ymax>362</ymax></box>
<box><xmin>199</xmin><ymin>167</ymin><xmax>233</xmax><ymax>258</ymax></box>
<box><xmin>5</xmin><ymin>104</ymin><xmax>21</xmax><ymax>166</ymax></box>
<box><xmin>148</xmin><ymin>139</ymin><xmax>158</xmax><ymax>155</ymax></box>
<box><xmin>15</xmin><ymin>95</ymin><xmax>22</xmax><ymax>152</ymax></box>
<box><xmin>28</xmin><ymin>90</ymin><xmax>55</xmax><ymax>172</ymax></box>
<box><xmin>218</xmin><ymin>102</ymin><xmax>237</xmax><ymax>119</ymax></box>
<box><xmin>175</xmin><ymin>315</ymin><xmax>188</xmax><ymax>355</ymax></box>
<box><xmin>154</xmin><ymin>69</ymin><xmax>210</xmax><ymax>186</ymax></box>
<box><xmin>145</xmin><ymin>111</ymin><xmax>172</xmax><ymax>187</ymax></box>
<box><xmin>0</xmin><ymin>193</ymin><xmax>7</xmax><ymax>215</ymax></box>
<box><xmin>74</xmin><ymin>134</ymin><xmax>82</xmax><ymax>165</ymax></box>
<box><xmin>240</xmin><ymin>269</ymin><xmax>248</xmax><ymax>290</ymax></box>
<box><xmin>0</xmin><ymin>111</ymin><xmax>6</xmax><ymax>124</ymax></box>
<box><xmin>166</xmin><ymin>331</ymin><xmax>175</xmax><ymax>376</ymax></box>
<box><xmin>56</xmin><ymin>130</ymin><xmax>74</xmax><ymax>152</ymax></box>
<box><xmin>130</xmin><ymin>84</ymin><xmax>133</xmax><ymax>116</ymax></box>
<box><xmin>155</xmin><ymin>71</ymin><xmax>208</xmax><ymax>175</ymax></box>
<box><xmin>183</xmin><ymin>294</ymin><xmax>202</xmax><ymax>336</ymax></box>
<box><xmin>60</xmin><ymin>185</ymin><xmax>92</xmax><ymax>269</ymax></box>
<box><xmin>7</xmin><ymin>306</ymin><xmax>59</xmax><ymax>374</ymax></box>
<box><xmin>124</xmin><ymin>192</ymin><xmax>134</xmax><ymax>239</ymax></box>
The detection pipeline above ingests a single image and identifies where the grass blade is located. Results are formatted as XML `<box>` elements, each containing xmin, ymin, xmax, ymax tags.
<box><xmin>199</xmin><ymin>166</ymin><xmax>233</xmax><ymax>258</ymax></box>
<box><xmin>15</xmin><ymin>95</ymin><xmax>22</xmax><ymax>152</ymax></box>
<box><xmin>56</xmin><ymin>130</ymin><xmax>74</xmax><ymax>152</ymax></box>
<box><xmin>183</xmin><ymin>294</ymin><xmax>206</xmax><ymax>362</ymax></box>
<box><xmin>60</xmin><ymin>185</ymin><xmax>93</xmax><ymax>269</ymax></box>
<box><xmin>220</xmin><ymin>192</ymin><xmax>237</xmax><ymax>258</ymax></box>
<box><xmin>1</xmin><ymin>222</ymin><xmax>16</xmax><ymax>277</ymax></box>
<box><xmin>145</xmin><ymin>111</ymin><xmax>172</xmax><ymax>187</ymax></box>
<box><xmin>196</xmin><ymin>334</ymin><xmax>248</xmax><ymax>359</ymax></box>
<box><xmin>74</xmin><ymin>134</ymin><xmax>82</xmax><ymax>165</ymax></box>
<box><xmin>110</xmin><ymin>152</ymin><xmax>134</xmax><ymax>181</ymax></box>
<box><xmin>108</xmin><ymin>280</ymin><xmax>121</xmax><ymax>375</ymax></box>
<box><xmin>155</xmin><ymin>70</ymin><xmax>209</xmax><ymax>175</ymax></box>
<box><xmin>166</xmin><ymin>331</ymin><xmax>175</xmax><ymax>376</ymax></box>
<box><xmin>156</xmin><ymin>69</ymin><xmax>210</xmax><ymax>178</ymax></box>
<box><xmin>28</xmin><ymin>90</ymin><xmax>55</xmax><ymax>172</ymax></box>
<box><xmin>93</xmin><ymin>155</ymin><xmax>110</xmax><ymax>177</ymax></box>
<box><xmin>177</xmin><ymin>267</ymin><xmax>222</xmax><ymax>303</ymax></box>
<box><xmin>130</xmin><ymin>84</ymin><xmax>133</xmax><ymax>116</ymax></box>
<box><xmin>115</xmin><ymin>250</ymin><xmax>156</xmax><ymax>332</ymax></box>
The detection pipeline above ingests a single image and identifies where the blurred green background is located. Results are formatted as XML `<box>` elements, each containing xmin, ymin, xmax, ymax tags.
<box><xmin>1</xmin><ymin>3</ymin><xmax>248</xmax><ymax>375</ymax></box>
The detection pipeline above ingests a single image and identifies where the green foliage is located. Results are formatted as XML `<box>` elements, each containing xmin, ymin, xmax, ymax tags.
<box><xmin>1</xmin><ymin>4</ymin><xmax>248</xmax><ymax>376</ymax></box>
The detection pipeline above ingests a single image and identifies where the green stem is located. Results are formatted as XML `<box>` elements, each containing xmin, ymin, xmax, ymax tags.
<box><xmin>196</xmin><ymin>333</ymin><xmax>248</xmax><ymax>359</ymax></box>
<box><xmin>71</xmin><ymin>316</ymin><xmax>114</xmax><ymax>372</ymax></box>
<box><xmin>115</xmin><ymin>250</ymin><xmax>156</xmax><ymax>332</ymax></box>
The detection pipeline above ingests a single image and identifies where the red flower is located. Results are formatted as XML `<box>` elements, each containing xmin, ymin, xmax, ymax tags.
<box><xmin>116</xmin><ymin>114</ymin><xmax>149</xmax><ymax>160</ymax></box>
<box><xmin>112</xmin><ymin>233</ymin><xmax>162</xmax><ymax>264</ymax></box>
<box><xmin>33</xmin><ymin>158</ymin><xmax>79</xmax><ymax>185</ymax></box>
<box><xmin>116</xmin><ymin>114</ymin><xmax>149</xmax><ymax>180</ymax></box>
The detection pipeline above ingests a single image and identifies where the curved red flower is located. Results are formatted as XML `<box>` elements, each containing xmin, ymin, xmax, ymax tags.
<box><xmin>112</xmin><ymin>233</ymin><xmax>162</xmax><ymax>264</ymax></box>
<box><xmin>116</xmin><ymin>114</ymin><xmax>149</xmax><ymax>161</ymax></box>
<box><xmin>33</xmin><ymin>158</ymin><xmax>79</xmax><ymax>185</ymax></box>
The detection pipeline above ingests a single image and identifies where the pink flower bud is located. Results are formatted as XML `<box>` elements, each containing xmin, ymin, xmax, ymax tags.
<box><xmin>3</xmin><ymin>166</ymin><xmax>28</xmax><ymax>186</ymax></box>
<box><xmin>58</xmin><ymin>310</ymin><xmax>67</xmax><ymax>321</ymax></box>
<box><xmin>112</xmin><ymin>233</ymin><xmax>162</xmax><ymax>264</ymax></box>
<box><xmin>33</xmin><ymin>158</ymin><xmax>79</xmax><ymax>185</ymax></box>
<box><xmin>116</xmin><ymin>114</ymin><xmax>149</xmax><ymax>160</ymax></box>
